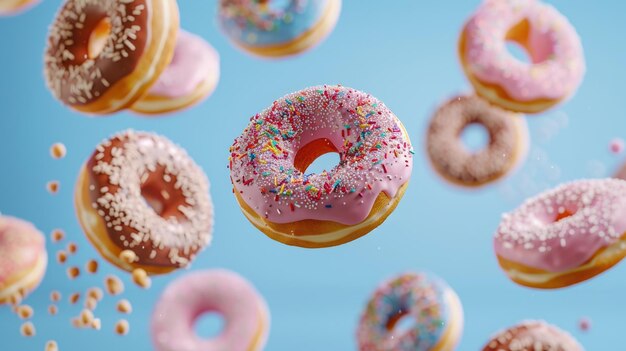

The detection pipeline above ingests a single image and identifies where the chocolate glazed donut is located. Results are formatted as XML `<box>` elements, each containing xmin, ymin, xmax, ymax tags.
<box><xmin>75</xmin><ymin>130</ymin><xmax>213</xmax><ymax>275</ymax></box>
<box><xmin>44</xmin><ymin>0</ymin><xmax>179</xmax><ymax>114</ymax></box>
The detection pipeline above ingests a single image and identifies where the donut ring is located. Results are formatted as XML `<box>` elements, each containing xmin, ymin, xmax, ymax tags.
<box><xmin>218</xmin><ymin>0</ymin><xmax>341</xmax><ymax>57</ymax></box>
<box><xmin>0</xmin><ymin>0</ymin><xmax>40</xmax><ymax>16</ymax></box>
<box><xmin>426</xmin><ymin>95</ymin><xmax>528</xmax><ymax>187</ymax></box>
<box><xmin>482</xmin><ymin>320</ymin><xmax>583</xmax><ymax>351</ymax></box>
<box><xmin>614</xmin><ymin>161</ymin><xmax>626</xmax><ymax>181</ymax></box>
<box><xmin>0</xmin><ymin>216</ymin><xmax>47</xmax><ymax>305</ymax></box>
<box><xmin>356</xmin><ymin>272</ymin><xmax>463</xmax><ymax>351</ymax></box>
<box><xmin>494</xmin><ymin>179</ymin><xmax>626</xmax><ymax>289</ymax></box>
<box><xmin>131</xmin><ymin>30</ymin><xmax>221</xmax><ymax>115</ymax></box>
<box><xmin>75</xmin><ymin>130</ymin><xmax>213</xmax><ymax>275</ymax></box>
<box><xmin>44</xmin><ymin>0</ymin><xmax>179</xmax><ymax>114</ymax></box>
<box><xmin>459</xmin><ymin>0</ymin><xmax>585</xmax><ymax>114</ymax></box>
<box><xmin>229</xmin><ymin>85</ymin><xmax>413</xmax><ymax>248</ymax></box>
<box><xmin>151</xmin><ymin>269</ymin><xmax>270</xmax><ymax>351</ymax></box>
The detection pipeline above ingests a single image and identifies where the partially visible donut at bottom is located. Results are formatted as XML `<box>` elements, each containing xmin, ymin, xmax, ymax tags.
<box><xmin>0</xmin><ymin>216</ymin><xmax>47</xmax><ymax>305</ymax></box>
<box><xmin>426</xmin><ymin>95</ymin><xmax>528</xmax><ymax>187</ymax></box>
<box><xmin>75</xmin><ymin>130</ymin><xmax>213</xmax><ymax>275</ymax></box>
<box><xmin>357</xmin><ymin>272</ymin><xmax>463</xmax><ymax>351</ymax></box>
<box><xmin>482</xmin><ymin>320</ymin><xmax>583</xmax><ymax>351</ymax></box>
<box><xmin>131</xmin><ymin>30</ymin><xmax>220</xmax><ymax>115</ymax></box>
<box><xmin>151</xmin><ymin>269</ymin><xmax>270</xmax><ymax>351</ymax></box>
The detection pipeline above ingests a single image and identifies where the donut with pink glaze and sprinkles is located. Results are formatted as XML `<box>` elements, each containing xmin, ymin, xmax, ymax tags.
<box><xmin>356</xmin><ymin>273</ymin><xmax>464</xmax><ymax>351</ymax></box>
<box><xmin>459</xmin><ymin>0</ymin><xmax>585</xmax><ymax>114</ymax></box>
<box><xmin>494</xmin><ymin>179</ymin><xmax>626</xmax><ymax>289</ymax></box>
<box><xmin>229</xmin><ymin>85</ymin><xmax>413</xmax><ymax>248</ymax></box>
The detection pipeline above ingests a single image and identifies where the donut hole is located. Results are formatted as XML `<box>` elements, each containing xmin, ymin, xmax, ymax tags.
<box><xmin>87</xmin><ymin>17</ymin><xmax>111</xmax><ymax>60</ymax></box>
<box><xmin>386</xmin><ymin>310</ymin><xmax>414</xmax><ymax>333</ymax></box>
<box><xmin>139</xmin><ymin>170</ymin><xmax>185</xmax><ymax>220</ymax></box>
<box><xmin>460</xmin><ymin>123</ymin><xmax>490</xmax><ymax>153</ymax></box>
<box><xmin>293</xmin><ymin>138</ymin><xmax>340</xmax><ymax>174</ymax></box>
<box><xmin>555</xmin><ymin>209</ymin><xmax>575</xmax><ymax>222</ymax></box>
<box><xmin>505</xmin><ymin>19</ymin><xmax>555</xmax><ymax>64</ymax></box>
<box><xmin>194</xmin><ymin>312</ymin><xmax>225</xmax><ymax>339</ymax></box>
<box><xmin>506</xmin><ymin>41</ymin><xmax>531</xmax><ymax>64</ymax></box>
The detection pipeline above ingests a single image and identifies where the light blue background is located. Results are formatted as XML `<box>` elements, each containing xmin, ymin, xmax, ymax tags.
<box><xmin>1</xmin><ymin>0</ymin><xmax>625</xmax><ymax>350</ymax></box>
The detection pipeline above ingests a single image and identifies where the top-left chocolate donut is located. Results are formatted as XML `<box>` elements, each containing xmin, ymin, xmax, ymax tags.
<box><xmin>44</xmin><ymin>0</ymin><xmax>179</xmax><ymax>115</ymax></box>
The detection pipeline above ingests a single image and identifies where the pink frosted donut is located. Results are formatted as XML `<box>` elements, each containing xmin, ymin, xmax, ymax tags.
<box><xmin>459</xmin><ymin>0</ymin><xmax>585</xmax><ymax>114</ymax></box>
<box><xmin>132</xmin><ymin>30</ymin><xmax>220</xmax><ymax>115</ymax></box>
<box><xmin>0</xmin><ymin>215</ymin><xmax>47</xmax><ymax>305</ymax></box>
<box><xmin>151</xmin><ymin>269</ymin><xmax>270</xmax><ymax>351</ymax></box>
<box><xmin>229</xmin><ymin>85</ymin><xmax>413</xmax><ymax>248</ymax></box>
<box><xmin>494</xmin><ymin>179</ymin><xmax>626</xmax><ymax>289</ymax></box>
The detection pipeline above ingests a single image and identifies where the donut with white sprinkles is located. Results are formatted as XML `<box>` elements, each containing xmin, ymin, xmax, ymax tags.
<box><xmin>44</xmin><ymin>0</ymin><xmax>179</xmax><ymax>114</ymax></box>
<box><xmin>75</xmin><ymin>130</ymin><xmax>213</xmax><ymax>275</ymax></box>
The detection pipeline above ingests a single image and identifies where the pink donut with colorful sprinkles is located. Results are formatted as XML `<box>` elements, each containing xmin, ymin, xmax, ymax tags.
<box><xmin>229</xmin><ymin>85</ymin><xmax>413</xmax><ymax>248</ymax></box>
<box><xmin>459</xmin><ymin>0</ymin><xmax>585</xmax><ymax>114</ymax></box>
<box><xmin>494</xmin><ymin>179</ymin><xmax>626</xmax><ymax>289</ymax></box>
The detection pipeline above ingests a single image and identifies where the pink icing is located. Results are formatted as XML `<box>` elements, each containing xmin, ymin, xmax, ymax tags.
<box><xmin>147</xmin><ymin>30</ymin><xmax>220</xmax><ymax>98</ymax></box>
<box><xmin>494</xmin><ymin>179</ymin><xmax>626</xmax><ymax>272</ymax></box>
<box><xmin>229</xmin><ymin>85</ymin><xmax>414</xmax><ymax>225</ymax></box>
<box><xmin>0</xmin><ymin>216</ymin><xmax>46</xmax><ymax>285</ymax></box>
<box><xmin>462</xmin><ymin>0</ymin><xmax>585</xmax><ymax>101</ymax></box>
<box><xmin>151</xmin><ymin>269</ymin><xmax>269</xmax><ymax>351</ymax></box>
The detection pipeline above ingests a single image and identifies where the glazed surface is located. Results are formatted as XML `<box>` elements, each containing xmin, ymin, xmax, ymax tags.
<box><xmin>229</xmin><ymin>85</ymin><xmax>413</xmax><ymax>225</ymax></box>
<box><xmin>495</xmin><ymin>179</ymin><xmax>626</xmax><ymax>272</ymax></box>
<box><xmin>147</xmin><ymin>30</ymin><xmax>219</xmax><ymax>98</ymax></box>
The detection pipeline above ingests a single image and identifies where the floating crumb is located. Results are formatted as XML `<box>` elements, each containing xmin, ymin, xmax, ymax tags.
<box><xmin>118</xmin><ymin>250</ymin><xmax>137</xmax><ymax>264</ymax></box>
<box><xmin>91</xmin><ymin>318</ymin><xmax>101</xmax><ymax>330</ymax></box>
<box><xmin>45</xmin><ymin>340</ymin><xmax>58</xmax><ymax>351</ymax></box>
<box><xmin>50</xmin><ymin>143</ymin><xmax>67</xmax><ymax>159</ymax></box>
<box><xmin>57</xmin><ymin>251</ymin><xmax>68</xmax><ymax>264</ymax></box>
<box><xmin>47</xmin><ymin>181</ymin><xmax>60</xmax><ymax>194</ymax></box>
<box><xmin>51</xmin><ymin>229</ymin><xmax>65</xmax><ymax>243</ymax></box>
<box><xmin>67</xmin><ymin>266</ymin><xmax>80</xmax><ymax>279</ymax></box>
<box><xmin>80</xmin><ymin>309</ymin><xmax>94</xmax><ymax>325</ymax></box>
<box><xmin>20</xmin><ymin>322</ymin><xmax>35</xmax><ymax>337</ymax></box>
<box><xmin>50</xmin><ymin>291</ymin><xmax>61</xmax><ymax>302</ymax></box>
<box><xmin>87</xmin><ymin>287</ymin><xmax>103</xmax><ymax>301</ymax></box>
<box><xmin>67</xmin><ymin>242</ymin><xmax>77</xmax><ymax>254</ymax></box>
<box><xmin>131</xmin><ymin>268</ymin><xmax>151</xmax><ymax>289</ymax></box>
<box><xmin>85</xmin><ymin>297</ymin><xmax>98</xmax><ymax>311</ymax></box>
<box><xmin>105</xmin><ymin>275</ymin><xmax>124</xmax><ymax>295</ymax></box>
<box><xmin>9</xmin><ymin>292</ymin><xmax>23</xmax><ymax>306</ymax></box>
<box><xmin>48</xmin><ymin>305</ymin><xmax>58</xmax><ymax>315</ymax></box>
<box><xmin>116</xmin><ymin>299</ymin><xmax>132</xmax><ymax>314</ymax></box>
<box><xmin>610</xmin><ymin>138</ymin><xmax>624</xmax><ymax>154</ymax></box>
<box><xmin>115</xmin><ymin>319</ymin><xmax>129</xmax><ymax>335</ymax></box>
<box><xmin>16</xmin><ymin>305</ymin><xmax>34</xmax><ymax>319</ymax></box>
<box><xmin>85</xmin><ymin>259</ymin><xmax>98</xmax><ymax>274</ymax></box>
<box><xmin>71</xmin><ymin>317</ymin><xmax>82</xmax><ymax>329</ymax></box>
<box><xmin>69</xmin><ymin>293</ymin><xmax>80</xmax><ymax>305</ymax></box>
<box><xmin>579</xmin><ymin>317</ymin><xmax>591</xmax><ymax>332</ymax></box>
